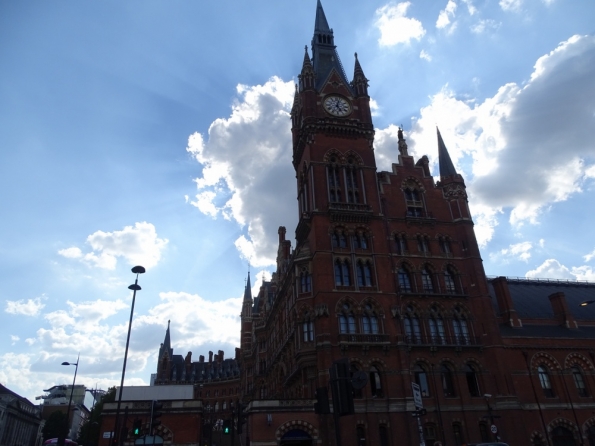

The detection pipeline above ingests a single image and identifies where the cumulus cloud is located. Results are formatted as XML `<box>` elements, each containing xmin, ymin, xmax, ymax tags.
<box><xmin>471</xmin><ymin>19</ymin><xmax>501</xmax><ymax>34</ymax></box>
<box><xmin>584</xmin><ymin>248</ymin><xmax>595</xmax><ymax>263</ymax></box>
<box><xmin>491</xmin><ymin>241</ymin><xmax>533</xmax><ymax>262</ymax></box>
<box><xmin>5</xmin><ymin>296</ymin><xmax>46</xmax><ymax>316</ymax></box>
<box><xmin>436</xmin><ymin>0</ymin><xmax>457</xmax><ymax>32</ymax></box>
<box><xmin>526</xmin><ymin>259</ymin><xmax>595</xmax><ymax>281</ymax></box>
<box><xmin>385</xmin><ymin>35</ymin><xmax>595</xmax><ymax>245</ymax></box>
<box><xmin>375</xmin><ymin>2</ymin><xmax>426</xmax><ymax>46</ymax></box>
<box><xmin>500</xmin><ymin>0</ymin><xmax>522</xmax><ymax>11</ymax></box>
<box><xmin>461</xmin><ymin>0</ymin><xmax>477</xmax><ymax>15</ymax></box>
<box><xmin>420</xmin><ymin>50</ymin><xmax>432</xmax><ymax>61</ymax></box>
<box><xmin>186</xmin><ymin>77</ymin><xmax>296</xmax><ymax>267</ymax></box>
<box><xmin>58</xmin><ymin>222</ymin><xmax>168</xmax><ymax>270</ymax></box>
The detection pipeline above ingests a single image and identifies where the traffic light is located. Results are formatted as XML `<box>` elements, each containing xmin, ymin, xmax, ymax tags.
<box><xmin>223</xmin><ymin>419</ymin><xmax>231</xmax><ymax>435</ymax></box>
<box><xmin>314</xmin><ymin>387</ymin><xmax>330</xmax><ymax>414</ymax></box>
<box><xmin>133</xmin><ymin>419</ymin><xmax>142</xmax><ymax>437</ymax></box>
<box><xmin>150</xmin><ymin>400</ymin><xmax>163</xmax><ymax>432</ymax></box>
<box><xmin>330</xmin><ymin>359</ymin><xmax>354</xmax><ymax>416</ymax></box>
<box><xmin>236</xmin><ymin>404</ymin><xmax>247</xmax><ymax>434</ymax></box>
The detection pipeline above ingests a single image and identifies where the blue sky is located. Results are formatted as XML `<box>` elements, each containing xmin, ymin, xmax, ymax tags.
<box><xmin>1</xmin><ymin>0</ymin><xmax>594</xmax><ymax>402</ymax></box>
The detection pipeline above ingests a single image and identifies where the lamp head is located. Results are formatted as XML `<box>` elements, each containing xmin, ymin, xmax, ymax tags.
<box><xmin>131</xmin><ymin>266</ymin><xmax>146</xmax><ymax>274</ymax></box>
<box><xmin>580</xmin><ymin>300</ymin><xmax>595</xmax><ymax>307</ymax></box>
<box><xmin>483</xmin><ymin>393</ymin><xmax>492</xmax><ymax>398</ymax></box>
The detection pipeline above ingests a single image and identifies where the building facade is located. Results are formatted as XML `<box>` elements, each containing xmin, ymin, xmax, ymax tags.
<box><xmin>0</xmin><ymin>384</ymin><xmax>44</xmax><ymax>446</ymax></box>
<box><xmin>102</xmin><ymin>2</ymin><xmax>595</xmax><ymax>446</ymax></box>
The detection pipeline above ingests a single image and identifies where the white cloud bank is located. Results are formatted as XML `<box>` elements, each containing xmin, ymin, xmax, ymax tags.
<box><xmin>187</xmin><ymin>77</ymin><xmax>296</xmax><ymax>268</ymax></box>
<box><xmin>375</xmin><ymin>2</ymin><xmax>426</xmax><ymax>46</ymax></box>
<box><xmin>58</xmin><ymin>222</ymin><xmax>168</xmax><ymax>270</ymax></box>
<box><xmin>526</xmin><ymin>259</ymin><xmax>595</xmax><ymax>281</ymax></box>
<box><xmin>5</xmin><ymin>296</ymin><xmax>46</xmax><ymax>317</ymax></box>
<box><xmin>436</xmin><ymin>0</ymin><xmax>458</xmax><ymax>33</ymax></box>
<box><xmin>372</xmin><ymin>34</ymin><xmax>595</xmax><ymax>247</ymax></box>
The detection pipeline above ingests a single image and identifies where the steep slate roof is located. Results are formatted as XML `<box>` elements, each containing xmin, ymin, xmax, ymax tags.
<box><xmin>310</xmin><ymin>0</ymin><xmax>352</xmax><ymax>92</ymax></box>
<box><xmin>437</xmin><ymin>127</ymin><xmax>458</xmax><ymax>178</ymax></box>
<box><xmin>487</xmin><ymin>278</ymin><xmax>595</xmax><ymax>338</ymax></box>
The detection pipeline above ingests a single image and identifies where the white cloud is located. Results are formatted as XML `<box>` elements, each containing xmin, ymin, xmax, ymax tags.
<box><xmin>420</xmin><ymin>50</ymin><xmax>432</xmax><ymax>61</ymax></box>
<box><xmin>471</xmin><ymin>19</ymin><xmax>500</xmax><ymax>34</ymax></box>
<box><xmin>436</xmin><ymin>0</ymin><xmax>457</xmax><ymax>31</ymax></box>
<box><xmin>526</xmin><ymin>259</ymin><xmax>573</xmax><ymax>279</ymax></box>
<box><xmin>369</xmin><ymin>98</ymin><xmax>380</xmax><ymax>116</ymax></box>
<box><xmin>381</xmin><ymin>35</ymin><xmax>595</xmax><ymax>244</ymax></box>
<box><xmin>11</xmin><ymin>335</ymin><xmax>19</xmax><ymax>344</ymax></box>
<box><xmin>5</xmin><ymin>296</ymin><xmax>46</xmax><ymax>316</ymax></box>
<box><xmin>584</xmin><ymin>248</ymin><xmax>595</xmax><ymax>262</ymax></box>
<box><xmin>491</xmin><ymin>241</ymin><xmax>533</xmax><ymax>262</ymax></box>
<box><xmin>461</xmin><ymin>0</ymin><xmax>477</xmax><ymax>15</ymax></box>
<box><xmin>500</xmin><ymin>0</ymin><xmax>522</xmax><ymax>11</ymax></box>
<box><xmin>59</xmin><ymin>222</ymin><xmax>168</xmax><ymax>270</ymax></box>
<box><xmin>375</xmin><ymin>2</ymin><xmax>426</xmax><ymax>46</ymax></box>
<box><xmin>526</xmin><ymin>259</ymin><xmax>595</xmax><ymax>281</ymax></box>
<box><xmin>187</xmin><ymin>77</ymin><xmax>296</xmax><ymax>268</ymax></box>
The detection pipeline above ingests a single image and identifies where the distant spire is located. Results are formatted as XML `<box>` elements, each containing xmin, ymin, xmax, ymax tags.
<box><xmin>437</xmin><ymin>127</ymin><xmax>458</xmax><ymax>178</ymax></box>
<box><xmin>314</xmin><ymin>0</ymin><xmax>331</xmax><ymax>32</ymax></box>
<box><xmin>353</xmin><ymin>52</ymin><xmax>365</xmax><ymax>78</ymax></box>
<box><xmin>352</xmin><ymin>52</ymin><xmax>368</xmax><ymax>96</ymax></box>
<box><xmin>159</xmin><ymin>320</ymin><xmax>173</xmax><ymax>360</ymax></box>
<box><xmin>243</xmin><ymin>272</ymin><xmax>252</xmax><ymax>302</ymax></box>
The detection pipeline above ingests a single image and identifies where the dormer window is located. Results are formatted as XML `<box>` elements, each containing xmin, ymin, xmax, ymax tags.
<box><xmin>403</xmin><ymin>184</ymin><xmax>425</xmax><ymax>217</ymax></box>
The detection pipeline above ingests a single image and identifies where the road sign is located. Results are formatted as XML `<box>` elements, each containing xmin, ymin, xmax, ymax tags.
<box><xmin>411</xmin><ymin>383</ymin><xmax>423</xmax><ymax>409</ymax></box>
<box><xmin>103</xmin><ymin>432</ymin><xmax>114</xmax><ymax>439</ymax></box>
<box><xmin>491</xmin><ymin>424</ymin><xmax>498</xmax><ymax>434</ymax></box>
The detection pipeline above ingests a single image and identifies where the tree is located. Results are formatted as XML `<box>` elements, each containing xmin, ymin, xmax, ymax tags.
<box><xmin>43</xmin><ymin>410</ymin><xmax>69</xmax><ymax>442</ymax></box>
<box><xmin>77</xmin><ymin>387</ymin><xmax>116</xmax><ymax>446</ymax></box>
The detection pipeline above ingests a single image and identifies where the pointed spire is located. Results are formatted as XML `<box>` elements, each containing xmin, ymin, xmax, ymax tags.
<box><xmin>159</xmin><ymin>319</ymin><xmax>173</xmax><ymax>360</ymax></box>
<box><xmin>352</xmin><ymin>52</ymin><xmax>368</xmax><ymax>96</ymax></box>
<box><xmin>302</xmin><ymin>45</ymin><xmax>312</xmax><ymax>69</ymax></box>
<box><xmin>243</xmin><ymin>272</ymin><xmax>252</xmax><ymax>302</ymax></box>
<box><xmin>437</xmin><ymin>127</ymin><xmax>458</xmax><ymax>178</ymax></box>
<box><xmin>314</xmin><ymin>0</ymin><xmax>331</xmax><ymax>32</ymax></box>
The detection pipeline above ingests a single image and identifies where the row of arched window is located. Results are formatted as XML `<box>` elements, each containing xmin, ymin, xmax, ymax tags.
<box><xmin>394</xmin><ymin>234</ymin><xmax>453</xmax><ymax>256</ymax></box>
<box><xmin>334</xmin><ymin>259</ymin><xmax>374</xmax><ymax>288</ymax></box>
<box><xmin>398</xmin><ymin>264</ymin><xmax>460</xmax><ymax>294</ymax></box>
<box><xmin>338</xmin><ymin>304</ymin><xmax>380</xmax><ymax>334</ymax></box>
<box><xmin>331</xmin><ymin>230</ymin><xmax>369</xmax><ymax>250</ymax></box>
<box><xmin>536</xmin><ymin>365</ymin><xmax>589</xmax><ymax>398</ymax></box>
<box><xmin>403</xmin><ymin>305</ymin><xmax>471</xmax><ymax>345</ymax></box>
<box><xmin>327</xmin><ymin>156</ymin><xmax>363</xmax><ymax>204</ymax></box>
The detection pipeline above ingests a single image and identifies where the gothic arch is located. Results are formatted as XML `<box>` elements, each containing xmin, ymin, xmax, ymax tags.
<box><xmin>564</xmin><ymin>353</ymin><xmax>594</xmax><ymax>371</ymax></box>
<box><xmin>411</xmin><ymin>357</ymin><xmax>433</xmax><ymax>370</ymax></box>
<box><xmin>582</xmin><ymin>417</ymin><xmax>595</xmax><ymax>436</ymax></box>
<box><xmin>530</xmin><ymin>431</ymin><xmax>547</xmax><ymax>445</ymax></box>
<box><xmin>366</xmin><ymin>357</ymin><xmax>388</xmax><ymax>369</ymax></box>
<box><xmin>402</xmin><ymin>301</ymin><xmax>423</xmax><ymax>316</ymax></box>
<box><xmin>547</xmin><ymin>418</ymin><xmax>579</xmax><ymax>439</ymax></box>
<box><xmin>344</xmin><ymin>150</ymin><xmax>364</xmax><ymax>166</ymax></box>
<box><xmin>361</xmin><ymin>297</ymin><xmax>385</xmax><ymax>317</ymax></box>
<box><xmin>335</xmin><ymin>296</ymin><xmax>359</xmax><ymax>314</ymax></box>
<box><xmin>152</xmin><ymin>424</ymin><xmax>173</xmax><ymax>443</ymax></box>
<box><xmin>531</xmin><ymin>352</ymin><xmax>562</xmax><ymax>372</ymax></box>
<box><xmin>276</xmin><ymin>420</ymin><xmax>319</xmax><ymax>441</ymax></box>
<box><xmin>323</xmin><ymin>148</ymin><xmax>346</xmax><ymax>164</ymax></box>
<box><xmin>401</xmin><ymin>177</ymin><xmax>426</xmax><ymax>193</ymax></box>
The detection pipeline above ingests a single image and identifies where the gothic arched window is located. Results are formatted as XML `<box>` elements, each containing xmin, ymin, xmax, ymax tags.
<box><xmin>413</xmin><ymin>364</ymin><xmax>430</xmax><ymax>397</ymax></box>
<box><xmin>572</xmin><ymin>365</ymin><xmax>588</xmax><ymax>397</ymax></box>
<box><xmin>339</xmin><ymin>304</ymin><xmax>356</xmax><ymax>334</ymax></box>
<box><xmin>421</xmin><ymin>267</ymin><xmax>434</xmax><ymax>293</ymax></box>
<box><xmin>404</xmin><ymin>306</ymin><xmax>421</xmax><ymax>344</ymax></box>
<box><xmin>354</xmin><ymin>232</ymin><xmax>368</xmax><ymax>249</ymax></box>
<box><xmin>444</xmin><ymin>268</ymin><xmax>457</xmax><ymax>294</ymax></box>
<box><xmin>429</xmin><ymin>307</ymin><xmax>445</xmax><ymax>344</ymax></box>
<box><xmin>453</xmin><ymin>307</ymin><xmax>469</xmax><ymax>345</ymax></box>
<box><xmin>465</xmin><ymin>364</ymin><xmax>481</xmax><ymax>397</ymax></box>
<box><xmin>327</xmin><ymin>158</ymin><xmax>342</xmax><ymax>203</ymax></box>
<box><xmin>356</xmin><ymin>260</ymin><xmax>373</xmax><ymax>287</ymax></box>
<box><xmin>300</xmin><ymin>269</ymin><xmax>311</xmax><ymax>293</ymax></box>
<box><xmin>417</xmin><ymin>235</ymin><xmax>430</xmax><ymax>253</ymax></box>
<box><xmin>441</xmin><ymin>364</ymin><xmax>456</xmax><ymax>397</ymax></box>
<box><xmin>398</xmin><ymin>266</ymin><xmax>412</xmax><ymax>292</ymax></box>
<box><xmin>334</xmin><ymin>259</ymin><xmax>351</xmax><ymax>286</ymax></box>
<box><xmin>362</xmin><ymin>304</ymin><xmax>379</xmax><ymax>334</ymax></box>
<box><xmin>302</xmin><ymin>312</ymin><xmax>314</xmax><ymax>342</ymax></box>
<box><xmin>395</xmin><ymin>234</ymin><xmax>407</xmax><ymax>255</ymax></box>
<box><xmin>538</xmin><ymin>365</ymin><xmax>554</xmax><ymax>398</ymax></box>
<box><xmin>404</xmin><ymin>186</ymin><xmax>424</xmax><ymax>217</ymax></box>
<box><xmin>369</xmin><ymin>366</ymin><xmax>383</xmax><ymax>397</ymax></box>
<box><xmin>346</xmin><ymin>158</ymin><xmax>360</xmax><ymax>204</ymax></box>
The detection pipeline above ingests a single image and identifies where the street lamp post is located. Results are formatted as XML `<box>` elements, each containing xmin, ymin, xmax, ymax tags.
<box><xmin>112</xmin><ymin>266</ymin><xmax>145</xmax><ymax>446</ymax></box>
<box><xmin>61</xmin><ymin>354</ymin><xmax>80</xmax><ymax>446</ymax></box>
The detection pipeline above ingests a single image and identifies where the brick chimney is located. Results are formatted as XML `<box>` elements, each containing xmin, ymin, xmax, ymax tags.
<box><xmin>549</xmin><ymin>292</ymin><xmax>578</xmax><ymax>328</ymax></box>
<box><xmin>491</xmin><ymin>277</ymin><xmax>522</xmax><ymax>327</ymax></box>
<box><xmin>208</xmin><ymin>351</ymin><xmax>213</xmax><ymax>363</ymax></box>
<box><xmin>218</xmin><ymin>350</ymin><xmax>224</xmax><ymax>362</ymax></box>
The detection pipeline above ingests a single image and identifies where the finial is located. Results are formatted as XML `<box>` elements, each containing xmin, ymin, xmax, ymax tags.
<box><xmin>168</xmin><ymin>319</ymin><xmax>170</xmax><ymax>327</ymax></box>
<box><xmin>355</xmin><ymin>52</ymin><xmax>358</xmax><ymax>59</ymax></box>
<box><xmin>305</xmin><ymin>45</ymin><xmax>308</xmax><ymax>52</ymax></box>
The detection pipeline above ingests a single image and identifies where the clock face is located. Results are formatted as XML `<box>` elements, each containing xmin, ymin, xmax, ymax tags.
<box><xmin>323</xmin><ymin>95</ymin><xmax>352</xmax><ymax>117</ymax></box>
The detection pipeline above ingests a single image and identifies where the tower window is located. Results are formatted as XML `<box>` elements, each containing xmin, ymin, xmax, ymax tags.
<box><xmin>356</xmin><ymin>260</ymin><xmax>373</xmax><ymax>287</ymax></box>
<box><xmin>538</xmin><ymin>365</ymin><xmax>554</xmax><ymax>398</ymax></box>
<box><xmin>413</xmin><ymin>364</ymin><xmax>430</xmax><ymax>397</ymax></box>
<box><xmin>465</xmin><ymin>364</ymin><xmax>480</xmax><ymax>397</ymax></box>
<box><xmin>444</xmin><ymin>268</ymin><xmax>457</xmax><ymax>294</ymax></box>
<box><xmin>334</xmin><ymin>259</ymin><xmax>351</xmax><ymax>286</ymax></box>
<box><xmin>421</xmin><ymin>267</ymin><xmax>434</xmax><ymax>293</ymax></box>
<box><xmin>397</xmin><ymin>266</ymin><xmax>412</xmax><ymax>292</ymax></box>
<box><xmin>327</xmin><ymin>163</ymin><xmax>342</xmax><ymax>203</ymax></box>
<box><xmin>404</xmin><ymin>307</ymin><xmax>421</xmax><ymax>344</ymax></box>
<box><xmin>394</xmin><ymin>234</ymin><xmax>407</xmax><ymax>255</ymax></box>
<box><xmin>429</xmin><ymin>308</ymin><xmax>445</xmax><ymax>344</ymax></box>
<box><xmin>452</xmin><ymin>307</ymin><xmax>469</xmax><ymax>344</ymax></box>
<box><xmin>346</xmin><ymin>163</ymin><xmax>360</xmax><ymax>204</ymax></box>
<box><xmin>572</xmin><ymin>365</ymin><xmax>588</xmax><ymax>397</ymax></box>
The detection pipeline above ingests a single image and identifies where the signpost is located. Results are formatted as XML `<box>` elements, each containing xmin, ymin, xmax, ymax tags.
<box><xmin>411</xmin><ymin>383</ymin><xmax>426</xmax><ymax>446</ymax></box>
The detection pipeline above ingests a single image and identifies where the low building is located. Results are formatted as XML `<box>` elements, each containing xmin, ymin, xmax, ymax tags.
<box><xmin>0</xmin><ymin>383</ymin><xmax>44</xmax><ymax>446</ymax></box>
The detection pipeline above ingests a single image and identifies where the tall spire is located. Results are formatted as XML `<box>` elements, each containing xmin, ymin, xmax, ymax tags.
<box><xmin>314</xmin><ymin>0</ymin><xmax>330</xmax><ymax>32</ymax></box>
<box><xmin>310</xmin><ymin>0</ymin><xmax>352</xmax><ymax>92</ymax></box>
<box><xmin>243</xmin><ymin>272</ymin><xmax>252</xmax><ymax>302</ymax></box>
<box><xmin>352</xmin><ymin>52</ymin><xmax>369</xmax><ymax>97</ymax></box>
<box><xmin>159</xmin><ymin>320</ymin><xmax>173</xmax><ymax>360</ymax></box>
<box><xmin>437</xmin><ymin>127</ymin><xmax>458</xmax><ymax>178</ymax></box>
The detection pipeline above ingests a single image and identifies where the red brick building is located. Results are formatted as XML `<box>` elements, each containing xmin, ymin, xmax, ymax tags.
<box><xmin>102</xmin><ymin>2</ymin><xmax>595</xmax><ymax>446</ymax></box>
